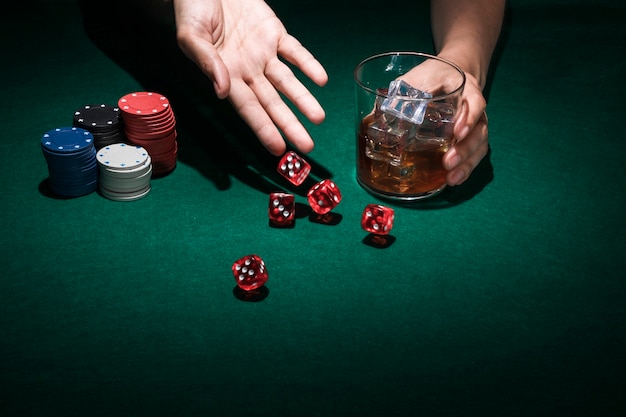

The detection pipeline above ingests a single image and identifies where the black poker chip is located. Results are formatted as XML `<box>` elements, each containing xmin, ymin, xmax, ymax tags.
<box><xmin>73</xmin><ymin>104</ymin><xmax>125</xmax><ymax>149</ymax></box>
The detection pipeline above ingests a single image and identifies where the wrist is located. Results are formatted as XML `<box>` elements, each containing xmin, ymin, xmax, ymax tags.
<box><xmin>437</xmin><ymin>47</ymin><xmax>487</xmax><ymax>90</ymax></box>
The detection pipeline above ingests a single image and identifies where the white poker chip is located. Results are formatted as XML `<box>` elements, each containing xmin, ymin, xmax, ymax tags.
<box><xmin>96</xmin><ymin>143</ymin><xmax>150</xmax><ymax>170</ymax></box>
<box><xmin>99</xmin><ymin>154</ymin><xmax>152</xmax><ymax>179</ymax></box>
<box><xmin>100</xmin><ymin>185</ymin><xmax>151</xmax><ymax>202</ymax></box>
<box><xmin>96</xmin><ymin>143</ymin><xmax>153</xmax><ymax>201</ymax></box>
<box><xmin>99</xmin><ymin>166</ymin><xmax>152</xmax><ymax>191</ymax></box>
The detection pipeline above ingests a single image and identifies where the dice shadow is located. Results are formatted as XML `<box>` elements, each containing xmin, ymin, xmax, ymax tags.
<box><xmin>268</xmin><ymin>220</ymin><xmax>296</xmax><ymax>229</ymax></box>
<box><xmin>362</xmin><ymin>233</ymin><xmax>396</xmax><ymax>249</ymax></box>
<box><xmin>295</xmin><ymin>202</ymin><xmax>313</xmax><ymax>219</ymax></box>
<box><xmin>233</xmin><ymin>285</ymin><xmax>270</xmax><ymax>302</ymax></box>
<box><xmin>269</xmin><ymin>205</ymin><xmax>344</xmax><ymax>228</ymax></box>
<box><xmin>380</xmin><ymin>148</ymin><xmax>494</xmax><ymax>210</ymax></box>
<box><xmin>308</xmin><ymin>212</ymin><xmax>343</xmax><ymax>226</ymax></box>
<box><xmin>78</xmin><ymin>0</ymin><xmax>333</xmax><ymax>197</ymax></box>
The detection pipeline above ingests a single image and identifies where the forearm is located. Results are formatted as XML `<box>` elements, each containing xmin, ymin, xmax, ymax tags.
<box><xmin>430</xmin><ymin>0</ymin><xmax>505</xmax><ymax>89</ymax></box>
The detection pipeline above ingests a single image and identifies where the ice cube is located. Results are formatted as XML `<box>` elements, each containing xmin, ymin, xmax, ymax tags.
<box><xmin>380</xmin><ymin>80</ymin><xmax>433</xmax><ymax>124</ymax></box>
<box><xmin>365</xmin><ymin>122</ymin><xmax>402</xmax><ymax>164</ymax></box>
<box><xmin>416</xmin><ymin>102</ymin><xmax>456</xmax><ymax>138</ymax></box>
<box><xmin>431</xmin><ymin>101</ymin><xmax>455</xmax><ymax>123</ymax></box>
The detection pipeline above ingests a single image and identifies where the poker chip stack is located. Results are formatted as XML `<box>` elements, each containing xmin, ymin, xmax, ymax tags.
<box><xmin>118</xmin><ymin>92</ymin><xmax>178</xmax><ymax>177</ymax></box>
<box><xmin>73</xmin><ymin>104</ymin><xmax>124</xmax><ymax>150</ymax></box>
<box><xmin>96</xmin><ymin>143</ymin><xmax>153</xmax><ymax>201</ymax></box>
<box><xmin>41</xmin><ymin>127</ymin><xmax>99</xmax><ymax>197</ymax></box>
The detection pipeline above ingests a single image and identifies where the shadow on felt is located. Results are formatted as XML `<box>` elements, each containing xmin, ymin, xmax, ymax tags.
<box><xmin>77</xmin><ymin>0</ymin><xmax>331</xmax><ymax>198</ymax></box>
<box><xmin>78</xmin><ymin>0</ymin><xmax>504</xmax><ymax>206</ymax></box>
<box><xmin>364</xmin><ymin>147</ymin><xmax>495</xmax><ymax>210</ymax></box>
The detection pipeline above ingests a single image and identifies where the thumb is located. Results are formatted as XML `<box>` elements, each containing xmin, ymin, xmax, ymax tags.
<box><xmin>176</xmin><ymin>31</ymin><xmax>231</xmax><ymax>99</ymax></box>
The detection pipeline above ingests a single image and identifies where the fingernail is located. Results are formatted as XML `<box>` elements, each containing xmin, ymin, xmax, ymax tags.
<box><xmin>458</xmin><ymin>126</ymin><xmax>470</xmax><ymax>140</ymax></box>
<box><xmin>449</xmin><ymin>169</ymin><xmax>465</xmax><ymax>186</ymax></box>
<box><xmin>445</xmin><ymin>148</ymin><xmax>461</xmax><ymax>170</ymax></box>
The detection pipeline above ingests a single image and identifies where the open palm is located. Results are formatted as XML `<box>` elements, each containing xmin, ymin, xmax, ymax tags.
<box><xmin>174</xmin><ymin>0</ymin><xmax>328</xmax><ymax>156</ymax></box>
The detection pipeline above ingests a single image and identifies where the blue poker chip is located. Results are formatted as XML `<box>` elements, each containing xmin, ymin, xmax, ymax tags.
<box><xmin>41</xmin><ymin>127</ymin><xmax>95</xmax><ymax>153</ymax></box>
<box><xmin>41</xmin><ymin>127</ymin><xmax>98</xmax><ymax>197</ymax></box>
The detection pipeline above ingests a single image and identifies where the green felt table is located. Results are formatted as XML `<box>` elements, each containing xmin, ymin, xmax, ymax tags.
<box><xmin>1</xmin><ymin>1</ymin><xmax>625</xmax><ymax>416</ymax></box>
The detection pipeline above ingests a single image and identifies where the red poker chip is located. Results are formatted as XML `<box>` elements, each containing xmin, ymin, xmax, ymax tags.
<box><xmin>150</xmin><ymin>140</ymin><xmax>177</xmax><ymax>159</ymax></box>
<box><xmin>122</xmin><ymin>115</ymin><xmax>175</xmax><ymax>135</ymax></box>
<box><xmin>118</xmin><ymin>92</ymin><xmax>171</xmax><ymax>116</ymax></box>
<box><xmin>151</xmin><ymin>144</ymin><xmax>178</xmax><ymax>176</ymax></box>
<box><xmin>128</xmin><ymin>131</ymin><xmax>178</xmax><ymax>155</ymax></box>
<box><xmin>126</xmin><ymin>128</ymin><xmax>176</xmax><ymax>143</ymax></box>
<box><xmin>121</xmin><ymin>108</ymin><xmax>174</xmax><ymax>125</ymax></box>
<box><xmin>123</xmin><ymin>117</ymin><xmax>176</xmax><ymax>137</ymax></box>
<box><xmin>117</xmin><ymin>91</ymin><xmax>179</xmax><ymax>177</ymax></box>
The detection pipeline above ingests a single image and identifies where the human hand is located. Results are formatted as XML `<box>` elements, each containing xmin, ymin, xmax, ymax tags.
<box><xmin>442</xmin><ymin>72</ymin><xmax>489</xmax><ymax>187</ymax></box>
<box><xmin>401</xmin><ymin>63</ymin><xmax>488</xmax><ymax>187</ymax></box>
<box><xmin>173</xmin><ymin>0</ymin><xmax>328</xmax><ymax>156</ymax></box>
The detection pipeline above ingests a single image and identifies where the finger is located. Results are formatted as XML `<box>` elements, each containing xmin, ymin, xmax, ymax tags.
<box><xmin>277</xmin><ymin>34</ymin><xmax>329</xmax><ymax>87</ymax></box>
<box><xmin>265</xmin><ymin>58</ymin><xmax>326</xmax><ymax>125</ymax></box>
<box><xmin>454</xmin><ymin>87</ymin><xmax>486</xmax><ymax>140</ymax></box>
<box><xmin>227</xmin><ymin>79</ymin><xmax>288</xmax><ymax>156</ymax></box>
<box><xmin>446</xmin><ymin>139</ymin><xmax>489</xmax><ymax>186</ymax></box>
<box><xmin>447</xmin><ymin>110</ymin><xmax>489</xmax><ymax>169</ymax></box>
<box><xmin>445</xmin><ymin>111</ymin><xmax>489</xmax><ymax>186</ymax></box>
<box><xmin>228</xmin><ymin>77</ymin><xmax>316</xmax><ymax>156</ymax></box>
<box><xmin>176</xmin><ymin>28</ymin><xmax>231</xmax><ymax>98</ymax></box>
<box><xmin>248</xmin><ymin>73</ymin><xmax>316</xmax><ymax>153</ymax></box>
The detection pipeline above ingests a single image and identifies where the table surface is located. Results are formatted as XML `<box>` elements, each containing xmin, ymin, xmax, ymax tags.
<box><xmin>1</xmin><ymin>1</ymin><xmax>625</xmax><ymax>416</ymax></box>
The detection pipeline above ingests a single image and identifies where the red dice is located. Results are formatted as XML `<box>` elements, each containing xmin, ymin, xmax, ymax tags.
<box><xmin>268</xmin><ymin>192</ymin><xmax>295</xmax><ymax>226</ymax></box>
<box><xmin>361</xmin><ymin>204</ymin><xmax>395</xmax><ymax>235</ymax></box>
<box><xmin>277</xmin><ymin>151</ymin><xmax>311</xmax><ymax>186</ymax></box>
<box><xmin>232</xmin><ymin>254</ymin><xmax>268</xmax><ymax>291</ymax></box>
<box><xmin>307</xmin><ymin>179</ymin><xmax>342</xmax><ymax>215</ymax></box>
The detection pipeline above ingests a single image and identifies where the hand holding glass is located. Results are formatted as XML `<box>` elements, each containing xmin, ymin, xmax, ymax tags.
<box><xmin>354</xmin><ymin>52</ymin><xmax>466</xmax><ymax>201</ymax></box>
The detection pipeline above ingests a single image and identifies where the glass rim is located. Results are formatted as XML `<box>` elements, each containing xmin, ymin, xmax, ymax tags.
<box><xmin>354</xmin><ymin>51</ymin><xmax>466</xmax><ymax>101</ymax></box>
